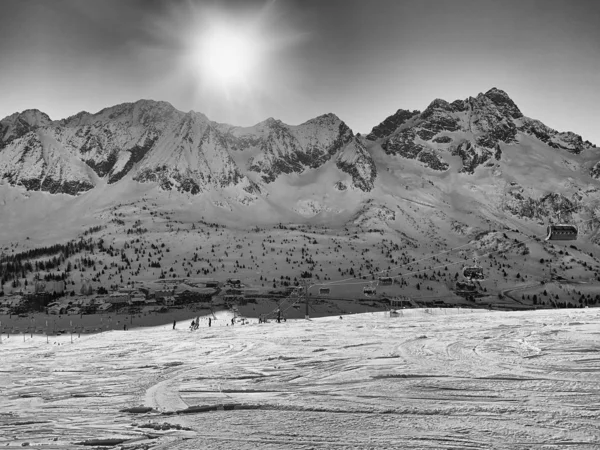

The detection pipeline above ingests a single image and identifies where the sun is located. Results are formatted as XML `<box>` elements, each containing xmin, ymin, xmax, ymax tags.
<box><xmin>194</xmin><ymin>24</ymin><xmax>261</xmax><ymax>89</ymax></box>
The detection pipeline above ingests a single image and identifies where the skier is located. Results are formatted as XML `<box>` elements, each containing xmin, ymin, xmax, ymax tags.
<box><xmin>208</xmin><ymin>317</ymin><xmax>212</xmax><ymax>327</ymax></box>
<box><xmin>173</xmin><ymin>320</ymin><xmax>176</xmax><ymax>330</ymax></box>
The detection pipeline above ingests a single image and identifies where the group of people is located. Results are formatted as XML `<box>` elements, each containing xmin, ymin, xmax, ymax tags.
<box><xmin>189</xmin><ymin>317</ymin><xmax>212</xmax><ymax>330</ymax></box>
<box><xmin>172</xmin><ymin>313</ymin><xmax>289</xmax><ymax>330</ymax></box>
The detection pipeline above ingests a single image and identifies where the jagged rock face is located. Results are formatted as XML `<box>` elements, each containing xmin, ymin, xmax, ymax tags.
<box><xmin>366</xmin><ymin>109</ymin><xmax>419</xmax><ymax>141</ymax></box>
<box><xmin>336</xmin><ymin>139</ymin><xmax>377</xmax><ymax>191</ymax></box>
<box><xmin>382</xmin><ymin>129</ymin><xmax>448</xmax><ymax>171</ymax></box>
<box><xmin>452</xmin><ymin>141</ymin><xmax>492</xmax><ymax>174</ymax></box>
<box><xmin>0</xmin><ymin>103</ymin><xmax>378</xmax><ymax>196</ymax></box>
<box><xmin>0</xmin><ymin>132</ymin><xmax>94</xmax><ymax>195</ymax></box>
<box><xmin>0</xmin><ymin>110</ymin><xmax>52</xmax><ymax>146</ymax></box>
<box><xmin>469</xmin><ymin>91</ymin><xmax>519</xmax><ymax>147</ymax></box>
<box><xmin>131</xmin><ymin>114</ymin><xmax>246</xmax><ymax>194</ymax></box>
<box><xmin>374</xmin><ymin>87</ymin><xmax>595</xmax><ymax>174</ymax></box>
<box><xmin>591</xmin><ymin>162</ymin><xmax>600</xmax><ymax>180</ymax></box>
<box><xmin>504</xmin><ymin>191</ymin><xmax>578</xmax><ymax>222</ymax></box>
<box><xmin>483</xmin><ymin>87</ymin><xmax>523</xmax><ymax>119</ymax></box>
<box><xmin>223</xmin><ymin>114</ymin><xmax>375</xmax><ymax>190</ymax></box>
<box><xmin>518</xmin><ymin>118</ymin><xmax>595</xmax><ymax>154</ymax></box>
<box><xmin>416</xmin><ymin>99</ymin><xmax>461</xmax><ymax>141</ymax></box>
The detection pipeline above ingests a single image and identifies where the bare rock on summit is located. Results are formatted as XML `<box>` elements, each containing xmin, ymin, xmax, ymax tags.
<box><xmin>371</xmin><ymin>87</ymin><xmax>596</xmax><ymax>175</ymax></box>
<box><xmin>0</xmin><ymin>103</ymin><xmax>378</xmax><ymax>196</ymax></box>
<box><xmin>366</xmin><ymin>109</ymin><xmax>419</xmax><ymax>141</ymax></box>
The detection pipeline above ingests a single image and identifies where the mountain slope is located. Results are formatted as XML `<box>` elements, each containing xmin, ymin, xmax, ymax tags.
<box><xmin>0</xmin><ymin>102</ymin><xmax>375</xmax><ymax>196</ymax></box>
<box><xmin>0</xmin><ymin>88</ymin><xmax>598</xmax><ymax>248</ymax></box>
<box><xmin>368</xmin><ymin>88</ymin><xmax>596</xmax><ymax>175</ymax></box>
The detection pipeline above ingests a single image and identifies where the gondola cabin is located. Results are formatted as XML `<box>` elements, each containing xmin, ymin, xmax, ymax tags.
<box><xmin>363</xmin><ymin>286</ymin><xmax>377</xmax><ymax>297</ymax></box>
<box><xmin>545</xmin><ymin>224</ymin><xmax>578</xmax><ymax>241</ymax></box>
<box><xmin>319</xmin><ymin>287</ymin><xmax>330</xmax><ymax>296</ymax></box>
<box><xmin>462</xmin><ymin>266</ymin><xmax>484</xmax><ymax>280</ymax></box>
<box><xmin>378</xmin><ymin>277</ymin><xmax>393</xmax><ymax>286</ymax></box>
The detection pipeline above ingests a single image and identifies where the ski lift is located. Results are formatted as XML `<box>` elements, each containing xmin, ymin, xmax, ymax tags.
<box><xmin>545</xmin><ymin>224</ymin><xmax>578</xmax><ymax>241</ymax></box>
<box><xmin>378</xmin><ymin>276</ymin><xmax>393</xmax><ymax>286</ymax></box>
<box><xmin>319</xmin><ymin>287</ymin><xmax>330</xmax><ymax>296</ymax></box>
<box><xmin>462</xmin><ymin>259</ymin><xmax>484</xmax><ymax>280</ymax></box>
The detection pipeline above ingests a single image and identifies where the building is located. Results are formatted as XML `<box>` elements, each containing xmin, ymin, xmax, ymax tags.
<box><xmin>130</xmin><ymin>294</ymin><xmax>147</xmax><ymax>306</ymax></box>
<box><xmin>175</xmin><ymin>289</ymin><xmax>214</xmax><ymax>304</ymax></box>
<box><xmin>2</xmin><ymin>295</ymin><xmax>26</xmax><ymax>314</ymax></box>
<box><xmin>35</xmin><ymin>280</ymin><xmax>66</xmax><ymax>294</ymax></box>
<box><xmin>155</xmin><ymin>289</ymin><xmax>175</xmax><ymax>300</ymax></box>
<box><xmin>47</xmin><ymin>305</ymin><xmax>64</xmax><ymax>315</ymax></box>
<box><xmin>106</xmin><ymin>293</ymin><xmax>129</xmax><ymax>306</ymax></box>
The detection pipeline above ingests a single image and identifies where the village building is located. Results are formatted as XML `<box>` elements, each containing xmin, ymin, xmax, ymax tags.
<box><xmin>154</xmin><ymin>289</ymin><xmax>175</xmax><ymax>300</ymax></box>
<box><xmin>97</xmin><ymin>303</ymin><xmax>113</xmax><ymax>313</ymax></box>
<box><xmin>175</xmin><ymin>288</ymin><xmax>214</xmax><ymax>305</ymax></box>
<box><xmin>106</xmin><ymin>292</ymin><xmax>129</xmax><ymax>306</ymax></box>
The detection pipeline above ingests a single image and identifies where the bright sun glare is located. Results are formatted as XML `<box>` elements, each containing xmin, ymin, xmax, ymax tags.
<box><xmin>195</xmin><ymin>25</ymin><xmax>260</xmax><ymax>88</ymax></box>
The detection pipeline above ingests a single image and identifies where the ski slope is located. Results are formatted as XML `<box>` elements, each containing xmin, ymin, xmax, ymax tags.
<box><xmin>1</xmin><ymin>308</ymin><xmax>600</xmax><ymax>449</ymax></box>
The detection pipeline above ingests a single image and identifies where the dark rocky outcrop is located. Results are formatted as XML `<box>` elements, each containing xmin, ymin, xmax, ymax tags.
<box><xmin>366</xmin><ymin>109</ymin><xmax>419</xmax><ymax>141</ymax></box>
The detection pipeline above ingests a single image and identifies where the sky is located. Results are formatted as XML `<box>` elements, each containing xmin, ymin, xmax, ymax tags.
<box><xmin>1</xmin><ymin>0</ymin><xmax>599</xmax><ymax>144</ymax></box>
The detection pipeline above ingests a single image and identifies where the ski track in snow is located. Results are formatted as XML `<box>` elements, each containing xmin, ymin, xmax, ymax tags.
<box><xmin>1</xmin><ymin>308</ymin><xmax>600</xmax><ymax>449</ymax></box>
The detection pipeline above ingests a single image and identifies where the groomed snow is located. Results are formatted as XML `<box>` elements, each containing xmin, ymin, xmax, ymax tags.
<box><xmin>1</xmin><ymin>308</ymin><xmax>599</xmax><ymax>449</ymax></box>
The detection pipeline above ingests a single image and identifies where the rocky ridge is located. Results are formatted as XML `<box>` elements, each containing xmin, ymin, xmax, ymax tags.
<box><xmin>368</xmin><ymin>88</ymin><xmax>595</xmax><ymax>173</ymax></box>
<box><xmin>0</xmin><ymin>102</ymin><xmax>376</xmax><ymax>195</ymax></box>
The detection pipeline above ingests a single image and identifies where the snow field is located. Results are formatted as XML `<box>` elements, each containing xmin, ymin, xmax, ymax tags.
<box><xmin>1</xmin><ymin>308</ymin><xmax>600</xmax><ymax>449</ymax></box>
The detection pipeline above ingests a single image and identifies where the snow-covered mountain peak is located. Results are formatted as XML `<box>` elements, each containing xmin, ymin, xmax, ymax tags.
<box><xmin>0</xmin><ymin>109</ymin><xmax>52</xmax><ymax>145</ymax></box>
<box><xmin>372</xmin><ymin>86</ymin><xmax>597</xmax><ymax>175</ymax></box>
<box><xmin>473</xmin><ymin>87</ymin><xmax>523</xmax><ymax>120</ymax></box>
<box><xmin>481</xmin><ymin>87</ymin><xmax>523</xmax><ymax>119</ymax></box>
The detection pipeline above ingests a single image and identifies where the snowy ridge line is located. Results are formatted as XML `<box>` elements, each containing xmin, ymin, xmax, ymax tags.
<box><xmin>308</xmin><ymin>201</ymin><xmax>591</xmax><ymax>291</ymax></box>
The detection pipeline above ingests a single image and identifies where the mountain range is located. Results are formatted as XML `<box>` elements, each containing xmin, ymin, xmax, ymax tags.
<box><xmin>1</xmin><ymin>87</ymin><xmax>599</xmax><ymax>245</ymax></box>
<box><xmin>0</xmin><ymin>88</ymin><xmax>597</xmax><ymax>198</ymax></box>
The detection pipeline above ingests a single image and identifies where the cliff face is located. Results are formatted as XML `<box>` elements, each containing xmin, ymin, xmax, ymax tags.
<box><xmin>0</xmin><ymin>102</ymin><xmax>378</xmax><ymax>196</ymax></box>
<box><xmin>0</xmin><ymin>88</ymin><xmax>597</xmax><ymax>207</ymax></box>
<box><xmin>368</xmin><ymin>88</ymin><xmax>595</xmax><ymax>174</ymax></box>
